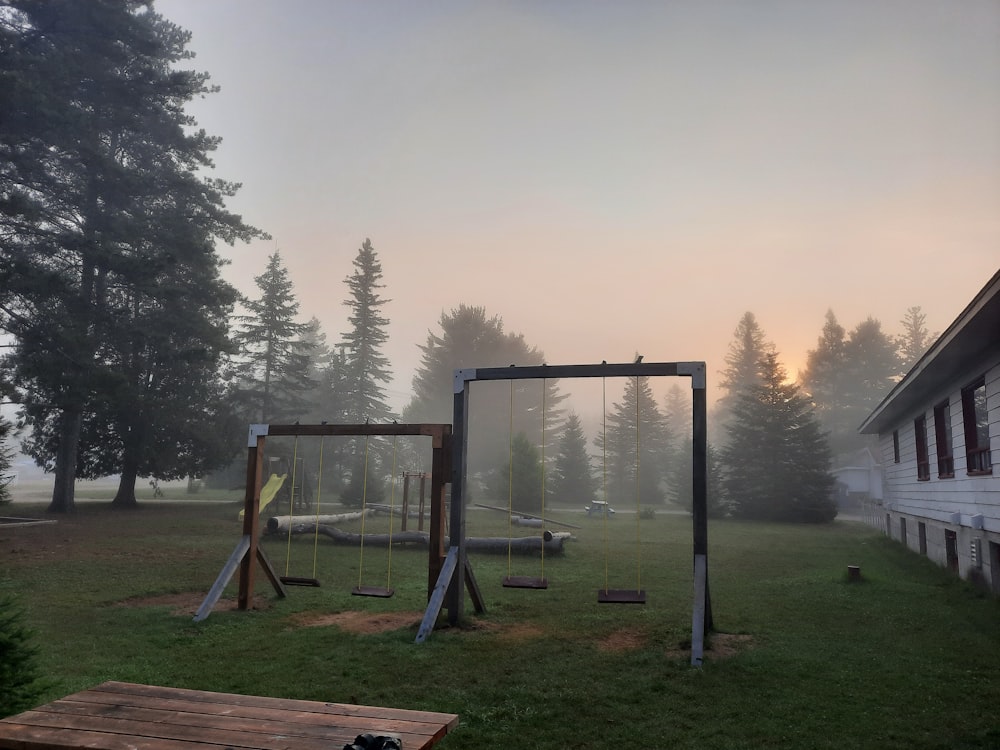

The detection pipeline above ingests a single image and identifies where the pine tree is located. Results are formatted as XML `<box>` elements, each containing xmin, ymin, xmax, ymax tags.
<box><xmin>669</xmin><ymin>436</ymin><xmax>727</xmax><ymax>517</ymax></box>
<box><xmin>493</xmin><ymin>432</ymin><xmax>544</xmax><ymax>514</ymax></box>
<box><xmin>0</xmin><ymin>595</ymin><xmax>43</xmax><ymax>717</ymax></box>
<box><xmin>336</xmin><ymin>239</ymin><xmax>395</xmax><ymax>506</ymax></box>
<box><xmin>595</xmin><ymin>375</ymin><xmax>670</xmax><ymax>507</ymax></box>
<box><xmin>340</xmin><ymin>239</ymin><xmax>394</xmax><ymax>424</ymax></box>
<box><xmin>717</xmin><ymin>312</ymin><xmax>774</xmax><ymax>435</ymax></box>
<box><xmin>548</xmin><ymin>412</ymin><xmax>597</xmax><ymax>506</ymax></box>
<box><xmin>0</xmin><ymin>2</ymin><xmax>264</xmax><ymax>512</ymax></box>
<box><xmin>897</xmin><ymin>306</ymin><xmax>936</xmax><ymax>371</ymax></box>
<box><xmin>233</xmin><ymin>251</ymin><xmax>314</xmax><ymax>423</ymax></box>
<box><xmin>721</xmin><ymin>352</ymin><xmax>836</xmax><ymax>523</ymax></box>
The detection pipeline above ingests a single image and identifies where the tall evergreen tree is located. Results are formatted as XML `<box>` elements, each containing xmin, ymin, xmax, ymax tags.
<box><xmin>669</xmin><ymin>436</ymin><xmax>727</xmax><ymax>517</ymax></box>
<box><xmin>798</xmin><ymin>309</ymin><xmax>850</xmax><ymax>453</ymax></box>
<box><xmin>595</xmin><ymin>374</ymin><xmax>670</xmax><ymax>507</ymax></box>
<box><xmin>337</xmin><ymin>239</ymin><xmax>395</xmax><ymax>506</ymax></box>
<box><xmin>0</xmin><ymin>1</ymin><xmax>264</xmax><ymax>512</ymax></box>
<box><xmin>896</xmin><ymin>305</ymin><xmax>936</xmax><ymax>371</ymax></box>
<box><xmin>232</xmin><ymin>251</ymin><xmax>313</xmax><ymax>423</ymax></box>
<box><xmin>493</xmin><ymin>431</ymin><xmax>544</xmax><ymax>514</ymax></box>
<box><xmin>547</xmin><ymin>412</ymin><xmax>597</xmax><ymax>506</ymax></box>
<box><xmin>340</xmin><ymin>238</ymin><xmax>393</xmax><ymax>424</ymax></box>
<box><xmin>721</xmin><ymin>352</ymin><xmax>836</xmax><ymax>523</ymax></box>
<box><xmin>716</xmin><ymin>312</ymin><xmax>773</xmax><ymax>435</ymax></box>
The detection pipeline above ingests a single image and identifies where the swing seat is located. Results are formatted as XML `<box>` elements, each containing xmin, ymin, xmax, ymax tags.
<box><xmin>597</xmin><ymin>588</ymin><xmax>646</xmax><ymax>604</ymax></box>
<box><xmin>351</xmin><ymin>585</ymin><xmax>395</xmax><ymax>598</ymax></box>
<box><xmin>280</xmin><ymin>576</ymin><xmax>321</xmax><ymax>587</ymax></box>
<box><xmin>503</xmin><ymin>575</ymin><xmax>548</xmax><ymax>589</ymax></box>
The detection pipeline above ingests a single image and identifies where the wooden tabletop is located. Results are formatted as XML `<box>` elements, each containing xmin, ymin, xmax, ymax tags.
<box><xmin>0</xmin><ymin>681</ymin><xmax>459</xmax><ymax>749</ymax></box>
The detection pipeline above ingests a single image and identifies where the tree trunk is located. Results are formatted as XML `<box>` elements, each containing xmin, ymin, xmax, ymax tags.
<box><xmin>111</xmin><ymin>463</ymin><xmax>139</xmax><ymax>508</ymax></box>
<box><xmin>48</xmin><ymin>407</ymin><xmax>82</xmax><ymax>514</ymax></box>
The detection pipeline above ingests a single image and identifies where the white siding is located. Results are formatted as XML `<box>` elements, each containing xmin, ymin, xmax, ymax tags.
<box><xmin>877</xmin><ymin>361</ymin><xmax>1000</xmax><ymax>589</ymax></box>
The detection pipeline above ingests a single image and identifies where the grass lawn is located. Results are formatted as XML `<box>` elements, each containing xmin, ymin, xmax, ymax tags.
<box><xmin>2</xmin><ymin>494</ymin><xmax>1000</xmax><ymax>749</ymax></box>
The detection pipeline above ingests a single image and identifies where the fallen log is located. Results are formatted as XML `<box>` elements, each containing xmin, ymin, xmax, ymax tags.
<box><xmin>313</xmin><ymin>525</ymin><xmax>430</xmax><ymax>547</ymax></box>
<box><xmin>295</xmin><ymin>524</ymin><xmax>567</xmax><ymax>555</ymax></box>
<box><xmin>267</xmin><ymin>511</ymin><xmax>370</xmax><ymax>534</ymax></box>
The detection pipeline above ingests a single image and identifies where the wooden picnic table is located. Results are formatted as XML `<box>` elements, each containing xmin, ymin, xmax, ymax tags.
<box><xmin>0</xmin><ymin>681</ymin><xmax>459</xmax><ymax>749</ymax></box>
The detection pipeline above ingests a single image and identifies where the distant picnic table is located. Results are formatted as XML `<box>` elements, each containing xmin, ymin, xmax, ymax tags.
<box><xmin>0</xmin><ymin>681</ymin><xmax>459</xmax><ymax>750</ymax></box>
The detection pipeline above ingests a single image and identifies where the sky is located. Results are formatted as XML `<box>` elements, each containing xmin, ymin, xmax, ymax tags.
<box><xmin>155</xmin><ymin>0</ymin><xmax>1000</xmax><ymax>416</ymax></box>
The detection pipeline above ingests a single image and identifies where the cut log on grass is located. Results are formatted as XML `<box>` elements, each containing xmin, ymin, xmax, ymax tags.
<box><xmin>513</xmin><ymin>516</ymin><xmax>543</xmax><ymax>527</ymax></box>
<box><xmin>290</xmin><ymin>523</ymin><xmax>568</xmax><ymax>555</ymax></box>
<box><xmin>266</xmin><ymin>511</ymin><xmax>370</xmax><ymax>534</ymax></box>
<box><xmin>314</xmin><ymin>525</ymin><xmax>430</xmax><ymax>547</ymax></box>
<box><xmin>465</xmin><ymin>534</ymin><xmax>568</xmax><ymax>555</ymax></box>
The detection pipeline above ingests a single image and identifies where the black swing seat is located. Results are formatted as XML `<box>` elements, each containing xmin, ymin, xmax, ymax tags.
<box><xmin>597</xmin><ymin>588</ymin><xmax>646</xmax><ymax>604</ymax></box>
<box><xmin>503</xmin><ymin>575</ymin><xmax>548</xmax><ymax>589</ymax></box>
<box><xmin>280</xmin><ymin>576</ymin><xmax>321</xmax><ymax>587</ymax></box>
<box><xmin>351</xmin><ymin>585</ymin><xmax>395</xmax><ymax>598</ymax></box>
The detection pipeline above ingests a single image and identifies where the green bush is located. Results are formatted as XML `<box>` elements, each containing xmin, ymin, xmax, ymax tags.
<box><xmin>0</xmin><ymin>595</ymin><xmax>44</xmax><ymax>717</ymax></box>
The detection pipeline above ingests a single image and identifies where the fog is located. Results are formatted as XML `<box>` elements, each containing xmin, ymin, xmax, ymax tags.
<box><xmin>147</xmin><ymin>0</ymin><xmax>997</xmax><ymax>420</ymax></box>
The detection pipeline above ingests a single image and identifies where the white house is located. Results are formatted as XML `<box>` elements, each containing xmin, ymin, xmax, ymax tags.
<box><xmin>859</xmin><ymin>269</ymin><xmax>1000</xmax><ymax>591</ymax></box>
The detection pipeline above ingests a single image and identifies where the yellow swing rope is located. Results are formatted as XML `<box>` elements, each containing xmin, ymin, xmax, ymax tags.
<box><xmin>602</xmin><ymin>376</ymin><xmax>609</xmax><ymax>592</ymax></box>
<box><xmin>634</xmin><ymin>374</ymin><xmax>642</xmax><ymax>593</ymax></box>
<box><xmin>310</xmin><ymin>436</ymin><xmax>325</xmax><ymax>578</ymax></box>
<box><xmin>284</xmin><ymin>436</ymin><xmax>300</xmax><ymax>577</ymax></box>
<box><xmin>356</xmin><ymin>432</ymin><xmax>371</xmax><ymax>590</ymax></box>
<box><xmin>385</xmin><ymin>435</ymin><xmax>398</xmax><ymax>590</ymax></box>
<box><xmin>506</xmin><ymin>380</ymin><xmax>514</xmax><ymax>579</ymax></box>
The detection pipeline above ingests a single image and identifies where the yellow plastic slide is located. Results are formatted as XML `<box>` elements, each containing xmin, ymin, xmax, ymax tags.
<box><xmin>238</xmin><ymin>473</ymin><xmax>288</xmax><ymax>520</ymax></box>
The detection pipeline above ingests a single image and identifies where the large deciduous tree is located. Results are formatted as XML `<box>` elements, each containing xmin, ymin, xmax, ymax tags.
<box><xmin>722</xmin><ymin>352</ymin><xmax>836</xmax><ymax>523</ymax></box>
<box><xmin>404</xmin><ymin>304</ymin><xmax>564</xmax><ymax>476</ymax></box>
<box><xmin>800</xmin><ymin>313</ymin><xmax>902</xmax><ymax>461</ymax></box>
<box><xmin>0</xmin><ymin>1</ymin><xmax>263</xmax><ymax>512</ymax></box>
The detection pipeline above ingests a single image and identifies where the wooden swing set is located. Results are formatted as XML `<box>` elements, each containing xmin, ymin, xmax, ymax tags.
<box><xmin>193</xmin><ymin>422</ymin><xmax>485</xmax><ymax>625</ymax></box>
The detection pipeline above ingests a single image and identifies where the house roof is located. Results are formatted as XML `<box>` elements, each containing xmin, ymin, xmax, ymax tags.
<box><xmin>859</xmin><ymin>268</ymin><xmax>1000</xmax><ymax>435</ymax></box>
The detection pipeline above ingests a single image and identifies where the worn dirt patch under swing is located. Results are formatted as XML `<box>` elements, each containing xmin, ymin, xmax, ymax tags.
<box><xmin>598</xmin><ymin>627</ymin><xmax>647</xmax><ymax>652</ymax></box>
<box><xmin>287</xmin><ymin>610</ymin><xmax>425</xmax><ymax>634</ymax></box>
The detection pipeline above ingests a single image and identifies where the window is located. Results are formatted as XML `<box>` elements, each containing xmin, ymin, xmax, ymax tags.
<box><xmin>934</xmin><ymin>400</ymin><xmax>954</xmax><ymax>478</ymax></box>
<box><xmin>962</xmin><ymin>377</ymin><xmax>992</xmax><ymax>474</ymax></box>
<box><xmin>914</xmin><ymin>415</ymin><xmax>930</xmax><ymax>481</ymax></box>
<box><xmin>918</xmin><ymin>522</ymin><xmax>927</xmax><ymax>555</ymax></box>
<box><xmin>900</xmin><ymin>517</ymin><xmax>908</xmax><ymax>547</ymax></box>
<box><xmin>945</xmin><ymin>529</ymin><xmax>959</xmax><ymax>573</ymax></box>
<box><xmin>892</xmin><ymin>430</ymin><xmax>900</xmax><ymax>463</ymax></box>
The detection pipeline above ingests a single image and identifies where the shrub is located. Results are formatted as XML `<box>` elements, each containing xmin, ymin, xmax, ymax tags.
<box><xmin>0</xmin><ymin>595</ymin><xmax>44</xmax><ymax>717</ymax></box>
